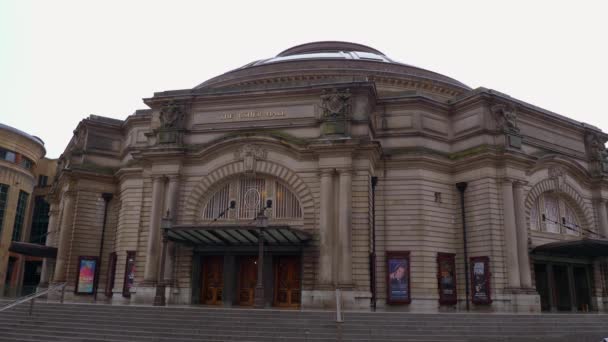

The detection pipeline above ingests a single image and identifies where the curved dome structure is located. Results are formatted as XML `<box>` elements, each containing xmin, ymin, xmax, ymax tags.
<box><xmin>195</xmin><ymin>41</ymin><xmax>470</xmax><ymax>98</ymax></box>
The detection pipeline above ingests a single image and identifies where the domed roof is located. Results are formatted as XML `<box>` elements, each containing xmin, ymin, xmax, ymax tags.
<box><xmin>195</xmin><ymin>41</ymin><xmax>470</xmax><ymax>94</ymax></box>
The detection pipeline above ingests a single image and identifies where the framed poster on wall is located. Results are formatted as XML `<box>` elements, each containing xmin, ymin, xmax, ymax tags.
<box><xmin>470</xmin><ymin>256</ymin><xmax>492</xmax><ymax>304</ymax></box>
<box><xmin>75</xmin><ymin>256</ymin><xmax>98</xmax><ymax>295</ymax></box>
<box><xmin>386</xmin><ymin>251</ymin><xmax>411</xmax><ymax>304</ymax></box>
<box><xmin>122</xmin><ymin>251</ymin><xmax>136</xmax><ymax>298</ymax></box>
<box><xmin>437</xmin><ymin>253</ymin><xmax>457</xmax><ymax>305</ymax></box>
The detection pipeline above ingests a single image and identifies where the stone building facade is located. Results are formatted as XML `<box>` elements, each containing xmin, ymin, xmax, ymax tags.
<box><xmin>46</xmin><ymin>42</ymin><xmax>608</xmax><ymax>313</ymax></box>
<box><xmin>0</xmin><ymin>123</ymin><xmax>55</xmax><ymax>296</ymax></box>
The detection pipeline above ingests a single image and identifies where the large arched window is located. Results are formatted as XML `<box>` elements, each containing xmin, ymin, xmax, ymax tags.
<box><xmin>202</xmin><ymin>176</ymin><xmax>302</xmax><ymax>221</ymax></box>
<box><xmin>530</xmin><ymin>192</ymin><xmax>580</xmax><ymax>235</ymax></box>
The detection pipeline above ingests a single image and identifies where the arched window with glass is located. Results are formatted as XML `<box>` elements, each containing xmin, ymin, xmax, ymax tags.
<box><xmin>529</xmin><ymin>192</ymin><xmax>581</xmax><ymax>235</ymax></box>
<box><xmin>202</xmin><ymin>175</ymin><xmax>303</xmax><ymax>221</ymax></box>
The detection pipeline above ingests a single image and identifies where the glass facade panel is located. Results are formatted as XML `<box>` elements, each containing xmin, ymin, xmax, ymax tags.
<box><xmin>12</xmin><ymin>190</ymin><xmax>29</xmax><ymax>241</ymax></box>
<box><xmin>30</xmin><ymin>195</ymin><xmax>50</xmax><ymax>244</ymax></box>
<box><xmin>0</xmin><ymin>183</ymin><xmax>8</xmax><ymax>235</ymax></box>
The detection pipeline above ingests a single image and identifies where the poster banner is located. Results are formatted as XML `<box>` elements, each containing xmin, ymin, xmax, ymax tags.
<box><xmin>123</xmin><ymin>251</ymin><xmax>136</xmax><ymax>297</ymax></box>
<box><xmin>386</xmin><ymin>252</ymin><xmax>410</xmax><ymax>304</ymax></box>
<box><xmin>470</xmin><ymin>256</ymin><xmax>492</xmax><ymax>304</ymax></box>
<box><xmin>75</xmin><ymin>256</ymin><xmax>98</xmax><ymax>294</ymax></box>
<box><xmin>437</xmin><ymin>253</ymin><xmax>457</xmax><ymax>305</ymax></box>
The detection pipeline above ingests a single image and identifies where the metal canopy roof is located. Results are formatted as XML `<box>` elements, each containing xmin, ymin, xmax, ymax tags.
<box><xmin>532</xmin><ymin>238</ymin><xmax>608</xmax><ymax>258</ymax></box>
<box><xmin>167</xmin><ymin>225</ymin><xmax>312</xmax><ymax>247</ymax></box>
<box><xmin>9</xmin><ymin>241</ymin><xmax>58</xmax><ymax>258</ymax></box>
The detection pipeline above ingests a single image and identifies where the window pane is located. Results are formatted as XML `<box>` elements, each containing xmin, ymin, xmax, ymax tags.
<box><xmin>530</xmin><ymin>203</ymin><xmax>539</xmax><ymax>231</ymax></box>
<box><xmin>5</xmin><ymin>151</ymin><xmax>15</xmax><ymax>163</ymax></box>
<box><xmin>30</xmin><ymin>196</ymin><xmax>50</xmax><ymax>244</ymax></box>
<box><xmin>12</xmin><ymin>191</ymin><xmax>30</xmax><ymax>241</ymax></box>
<box><xmin>543</xmin><ymin>194</ymin><xmax>560</xmax><ymax>233</ymax></box>
<box><xmin>0</xmin><ymin>184</ymin><xmax>9</xmax><ymax>236</ymax></box>
<box><xmin>202</xmin><ymin>183</ymin><xmax>230</xmax><ymax>220</ymax></box>
<box><xmin>275</xmin><ymin>181</ymin><xmax>302</xmax><ymax>219</ymax></box>
<box><xmin>238</xmin><ymin>178</ymin><xmax>266</xmax><ymax>219</ymax></box>
<box><xmin>564</xmin><ymin>204</ymin><xmax>579</xmax><ymax>235</ymax></box>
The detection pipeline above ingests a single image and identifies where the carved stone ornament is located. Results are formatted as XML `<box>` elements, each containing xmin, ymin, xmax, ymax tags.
<box><xmin>235</xmin><ymin>145</ymin><xmax>268</xmax><ymax>172</ymax></box>
<box><xmin>491</xmin><ymin>103</ymin><xmax>520</xmax><ymax>134</ymax></box>
<box><xmin>585</xmin><ymin>133</ymin><xmax>608</xmax><ymax>173</ymax></box>
<box><xmin>159</xmin><ymin>101</ymin><xmax>187</xmax><ymax>129</ymax></box>
<box><xmin>320</xmin><ymin>88</ymin><xmax>351</xmax><ymax>120</ymax></box>
<box><xmin>548</xmin><ymin>166</ymin><xmax>567</xmax><ymax>192</ymax></box>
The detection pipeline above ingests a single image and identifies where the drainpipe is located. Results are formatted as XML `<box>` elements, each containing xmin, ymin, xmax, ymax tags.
<box><xmin>456</xmin><ymin>182</ymin><xmax>469</xmax><ymax>311</ymax></box>
<box><xmin>370</xmin><ymin>176</ymin><xmax>378</xmax><ymax>312</ymax></box>
<box><xmin>94</xmin><ymin>193</ymin><xmax>113</xmax><ymax>301</ymax></box>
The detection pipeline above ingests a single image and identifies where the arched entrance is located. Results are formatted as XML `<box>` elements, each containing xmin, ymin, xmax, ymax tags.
<box><xmin>528</xmin><ymin>189</ymin><xmax>596</xmax><ymax>312</ymax></box>
<box><xmin>176</xmin><ymin>173</ymin><xmax>311</xmax><ymax>308</ymax></box>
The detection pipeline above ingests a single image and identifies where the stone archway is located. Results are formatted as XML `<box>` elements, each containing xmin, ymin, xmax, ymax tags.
<box><xmin>524</xmin><ymin>177</ymin><xmax>593</xmax><ymax>234</ymax></box>
<box><xmin>183</xmin><ymin>159</ymin><xmax>315</xmax><ymax>226</ymax></box>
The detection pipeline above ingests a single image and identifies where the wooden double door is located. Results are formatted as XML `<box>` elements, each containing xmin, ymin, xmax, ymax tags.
<box><xmin>200</xmin><ymin>255</ymin><xmax>301</xmax><ymax>307</ymax></box>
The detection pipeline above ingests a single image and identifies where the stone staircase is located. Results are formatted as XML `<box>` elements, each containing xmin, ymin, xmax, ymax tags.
<box><xmin>0</xmin><ymin>301</ymin><xmax>607</xmax><ymax>342</ymax></box>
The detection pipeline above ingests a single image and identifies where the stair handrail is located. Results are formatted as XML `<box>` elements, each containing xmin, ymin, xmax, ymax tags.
<box><xmin>0</xmin><ymin>282</ymin><xmax>67</xmax><ymax>315</ymax></box>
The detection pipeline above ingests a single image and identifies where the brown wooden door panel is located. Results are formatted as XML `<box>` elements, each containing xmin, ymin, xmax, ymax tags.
<box><xmin>238</xmin><ymin>256</ymin><xmax>257</xmax><ymax>306</ymax></box>
<box><xmin>274</xmin><ymin>256</ymin><xmax>301</xmax><ymax>308</ymax></box>
<box><xmin>201</xmin><ymin>256</ymin><xmax>224</xmax><ymax>305</ymax></box>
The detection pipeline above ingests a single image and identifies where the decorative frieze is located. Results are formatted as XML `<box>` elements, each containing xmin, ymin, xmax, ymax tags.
<box><xmin>235</xmin><ymin>144</ymin><xmax>267</xmax><ymax>172</ymax></box>
<box><xmin>492</xmin><ymin>103</ymin><xmax>522</xmax><ymax>149</ymax></box>
<box><xmin>320</xmin><ymin>88</ymin><xmax>351</xmax><ymax>136</ymax></box>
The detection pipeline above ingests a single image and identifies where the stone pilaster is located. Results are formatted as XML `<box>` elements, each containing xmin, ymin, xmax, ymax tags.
<box><xmin>53</xmin><ymin>192</ymin><xmax>76</xmax><ymax>282</ymax></box>
<box><xmin>163</xmin><ymin>175</ymin><xmax>179</xmax><ymax>283</ymax></box>
<box><xmin>502</xmin><ymin>179</ymin><xmax>521</xmax><ymax>288</ymax></box>
<box><xmin>596</xmin><ymin>199</ymin><xmax>608</xmax><ymax>239</ymax></box>
<box><xmin>318</xmin><ymin>169</ymin><xmax>334</xmax><ymax>286</ymax></box>
<box><xmin>39</xmin><ymin>203</ymin><xmax>59</xmax><ymax>287</ymax></box>
<box><xmin>513</xmin><ymin>182</ymin><xmax>532</xmax><ymax>288</ymax></box>
<box><xmin>143</xmin><ymin>176</ymin><xmax>166</xmax><ymax>283</ymax></box>
<box><xmin>337</xmin><ymin>168</ymin><xmax>353</xmax><ymax>286</ymax></box>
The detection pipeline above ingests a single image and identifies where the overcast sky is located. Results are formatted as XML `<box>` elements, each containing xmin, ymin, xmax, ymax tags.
<box><xmin>1</xmin><ymin>0</ymin><xmax>607</xmax><ymax>158</ymax></box>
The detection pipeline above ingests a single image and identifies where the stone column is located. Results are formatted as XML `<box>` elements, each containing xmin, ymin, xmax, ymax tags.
<box><xmin>39</xmin><ymin>203</ymin><xmax>59</xmax><ymax>287</ymax></box>
<box><xmin>596</xmin><ymin>199</ymin><xmax>608</xmax><ymax>239</ymax></box>
<box><xmin>337</xmin><ymin>169</ymin><xmax>353</xmax><ymax>286</ymax></box>
<box><xmin>53</xmin><ymin>192</ymin><xmax>76</xmax><ymax>282</ymax></box>
<box><xmin>164</xmin><ymin>175</ymin><xmax>179</xmax><ymax>283</ymax></box>
<box><xmin>319</xmin><ymin>169</ymin><xmax>334</xmax><ymax>286</ymax></box>
<box><xmin>513</xmin><ymin>182</ymin><xmax>532</xmax><ymax>288</ymax></box>
<box><xmin>143</xmin><ymin>176</ymin><xmax>166</xmax><ymax>283</ymax></box>
<box><xmin>502</xmin><ymin>179</ymin><xmax>521</xmax><ymax>288</ymax></box>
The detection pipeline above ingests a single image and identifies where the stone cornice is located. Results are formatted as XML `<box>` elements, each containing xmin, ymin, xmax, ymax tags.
<box><xmin>453</xmin><ymin>88</ymin><xmax>606</xmax><ymax>136</ymax></box>
<box><xmin>145</xmin><ymin>81</ymin><xmax>378</xmax><ymax>106</ymax></box>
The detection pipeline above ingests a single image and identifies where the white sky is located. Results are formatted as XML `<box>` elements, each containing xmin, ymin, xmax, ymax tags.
<box><xmin>1</xmin><ymin>0</ymin><xmax>607</xmax><ymax>158</ymax></box>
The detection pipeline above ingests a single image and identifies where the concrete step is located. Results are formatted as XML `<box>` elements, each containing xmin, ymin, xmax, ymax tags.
<box><xmin>1</xmin><ymin>302</ymin><xmax>607</xmax><ymax>342</ymax></box>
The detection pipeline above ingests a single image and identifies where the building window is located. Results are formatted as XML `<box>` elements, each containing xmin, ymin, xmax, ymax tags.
<box><xmin>529</xmin><ymin>192</ymin><xmax>581</xmax><ymax>235</ymax></box>
<box><xmin>37</xmin><ymin>175</ymin><xmax>48</xmax><ymax>187</ymax></box>
<box><xmin>0</xmin><ymin>148</ymin><xmax>33</xmax><ymax>170</ymax></box>
<box><xmin>202</xmin><ymin>176</ymin><xmax>303</xmax><ymax>221</ymax></box>
<box><xmin>12</xmin><ymin>190</ymin><xmax>30</xmax><ymax>241</ymax></box>
<box><xmin>29</xmin><ymin>196</ymin><xmax>50</xmax><ymax>244</ymax></box>
<box><xmin>0</xmin><ymin>183</ymin><xmax>8</xmax><ymax>235</ymax></box>
<box><xmin>202</xmin><ymin>183</ymin><xmax>230</xmax><ymax>220</ymax></box>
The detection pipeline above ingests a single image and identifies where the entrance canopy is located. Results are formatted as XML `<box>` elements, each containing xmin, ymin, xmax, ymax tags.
<box><xmin>9</xmin><ymin>241</ymin><xmax>58</xmax><ymax>258</ymax></box>
<box><xmin>167</xmin><ymin>224</ymin><xmax>312</xmax><ymax>247</ymax></box>
<box><xmin>532</xmin><ymin>238</ymin><xmax>608</xmax><ymax>257</ymax></box>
